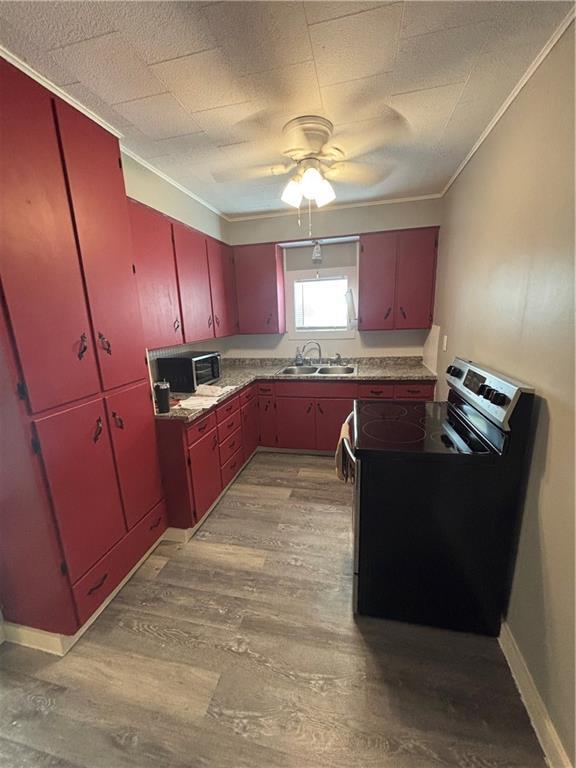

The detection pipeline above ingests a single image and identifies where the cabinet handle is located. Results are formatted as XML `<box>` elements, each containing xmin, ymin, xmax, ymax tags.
<box><xmin>229</xmin><ymin>440</ymin><xmax>236</xmax><ymax>449</ymax></box>
<box><xmin>400</xmin><ymin>306</ymin><xmax>407</xmax><ymax>319</ymax></box>
<box><xmin>370</xmin><ymin>390</ymin><xmax>383</xmax><ymax>395</ymax></box>
<box><xmin>384</xmin><ymin>307</ymin><xmax>392</xmax><ymax>320</ymax></box>
<box><xmin>87</xmin><ymin>573</ymin><xmax>108</xmax><ymax>595</ymax></box>
<box><xmin>227</xmin><ymin>420</ymin><xmax>234</xmax><ymax>428</ymax></box>
<box><xmin>150</xmin><ymin>517</ymin><xmax>162</xmax><ymax>530</ymax></box>
<box><xmin>266</xmin><ymin>313</ymin><xmax>272</xmax><ymax>325</ymax></box>
<box><xmin>212</xmin><ymin>435</ymin><xmax>218</xmax><ymax>449</ymax></box>
<box><xmin>306</xmin><ymin>403</ymin><xmax>313</xmax><ymax>413</ymax></box>
<box><xmin>97</xmin><ymin>332</ymin><xmax>112</xmax><ymax>355</ymax></box>
<box><xmin>208</xmin><ymin>316</ymin><xmax>213</xmax><ymax>328</ymax></box>
<box><xmin>92</xmin><ymin>416</ymin><xmax>103</xmax><ymax>443</ymax></box>
<box><xmin>260</xmin><ymin>387</ymin><xmax>271</xmax><ymax>393</ymax></box>
<box><xmin>112</xmin><ymin>411</ymin><xmax>124</xmax><ymax>429</ymax></box>
<box><xmin>317</xmin><ymin>402</ymin><xmax>324</xmax><ymax>415</ymax></box>
<box><xmin>198</xmin><ymin>423</ymin><xmax>208</xmax><ymax>433</ymax></box>
<box><xmin>77</xmin><ymin>332</ymin><xmax>88</xmax><ymax>360</ymax></box>
<box><xmin>173</xmin><ymin>318</ymin><xmax>180</xmax><ymax>332</ymax></box>
<box><xmin>406</xmin><ymin>388</ymin><xmax>420</xmax><ymax>394</ymax></box>
<box><xmin>215</xmin><ymin>315</ymin><xmax>220</xmax><ymax>326</ymax></box>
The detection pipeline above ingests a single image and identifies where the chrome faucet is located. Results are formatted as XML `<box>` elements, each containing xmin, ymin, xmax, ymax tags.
<box><xmin>300</xmin><ymin>340</ymin><xmax>322</xmax><ymax>365</ymax></box>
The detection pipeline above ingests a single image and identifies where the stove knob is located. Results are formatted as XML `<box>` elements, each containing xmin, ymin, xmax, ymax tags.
<box><xmin>490</xmin><ymin>391</ymin><xmax>508</xmax><ymax>406</ymax></box>
<box><xmin>446</xmin><ymin>365</ymin><xmax>464</xmax><ymax>379</ymax></box>
<box><xmin>482</xmin><ymin>387</ymin><xmax>494</xmax><ymax>400</ymax></box>
<box><xmin>478</xmin><ymin>384</ymin><xmax>488</xmax><ymax>396</ymax></box>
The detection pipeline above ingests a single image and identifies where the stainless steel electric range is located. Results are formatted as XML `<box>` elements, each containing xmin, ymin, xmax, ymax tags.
<box><xmin>343</xmin><ymin>357</ymin><xmax>535</xmax><ymax>636</ymax></box>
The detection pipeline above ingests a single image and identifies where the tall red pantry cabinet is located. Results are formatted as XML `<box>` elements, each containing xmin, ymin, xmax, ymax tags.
<box><xmin>0</xmin><ymin>59</ymin><xmax>166</xmax><ymax>643</ymax></box>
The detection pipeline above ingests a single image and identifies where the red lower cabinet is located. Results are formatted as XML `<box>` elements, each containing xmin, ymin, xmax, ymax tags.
<box><xmin>104</xmin><ymin>381</ymin><xmax>163</xmax><ymax>528</ymax></box>
<box><xmin>276</xmin><ymin>397</ymin><xmax>316</xmax><ymax>450</ymax></box>
<box><xmin>34</xmin><ymin>398</ymin><xmax>126</xmax><ymax>583</ymax></box>
<box><xmin>241</xmin><ymin>397</ymin><xmax>259</xmax><ymax>460</ymax></box>
<box><xmin>188</xmin><ymin>428</ymin><xmax>222</xmax><ymax>523</ymax></box>
<box><xmin>315</xmin><ymin>398</ymin><xmax>355</xmax><ymax>452</ymax></box>
<box><xmin>221</xmin><ymin>448</ymin><xmax>243</xmax><ymax>487</ymax></box>
<box><xmin>73</xmin><ymin>499</ymin><xmax>166</xmax><ymax>624</ymax></box>
<box><xmin>258</xmin><ymin>396</ymin><xmax>277</xmax><ymax>446</ymax></box>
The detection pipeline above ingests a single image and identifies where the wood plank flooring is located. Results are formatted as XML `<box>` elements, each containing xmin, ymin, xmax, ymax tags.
<box><xmin>0</xmin><ymin>453</ymin><xmax>546</xmax><ymax>767</ymax></box>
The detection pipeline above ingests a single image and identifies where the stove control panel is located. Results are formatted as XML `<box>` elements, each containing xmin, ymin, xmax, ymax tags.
<box><xmin>446</xmin><ymin>357</ymin><xmax>533</xmax><ymax>430</ymax></box>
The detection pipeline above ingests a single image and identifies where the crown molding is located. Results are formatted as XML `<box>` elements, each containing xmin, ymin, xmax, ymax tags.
<box><xmin>0</xmin><ymin>45</ymin><xmax>122</xmax><ymax>137</ymax></box>
<box><xmin>120</xmin><ymin>147</ymin><xmax>224</xmax><ymax>217</ymax></box>
<box><xmin>442</xmin><ymin>8</ymin><xmax>575</xmax><ymax>196</ymax></box>
<box><xmin>2</xmin><ymin>10</ymin><xmax>573</xmax><ymax>225</ymax></box>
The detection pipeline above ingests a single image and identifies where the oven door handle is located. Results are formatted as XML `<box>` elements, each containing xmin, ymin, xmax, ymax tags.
<box><xmin>343</xmin><ymin>412</ymin><xmax>356</xmax><ymax>464</ymax></box>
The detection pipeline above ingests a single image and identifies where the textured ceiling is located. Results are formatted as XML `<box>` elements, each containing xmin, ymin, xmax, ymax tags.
<box><xmin>0</xmin><ymin>1</ymin><xmax>571</xmax><ymax>217</ymax></box>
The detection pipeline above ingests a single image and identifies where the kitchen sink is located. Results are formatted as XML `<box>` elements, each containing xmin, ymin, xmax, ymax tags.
<box><xmin>317</xmin><ymin>366</ymin><xmax>356</xmax><ymax>375</ymax></box>
<box><xmin>279</xmin><ymin>366</ymin><xmax>319</xmax><ymax>375</ymax></box>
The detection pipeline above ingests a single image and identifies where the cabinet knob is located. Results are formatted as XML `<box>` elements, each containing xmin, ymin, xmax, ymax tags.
<box><xmin>399</xmin><ymin>306</ymin><xmax>407</xmax><ymax>319</ymax></box>
<box><xmin>92</xmin><ymin>416</ymin><xmax>103</xmax><ymax>443</ymax></box>
<box><xmin>112</xmin><ymin>411</ymin><xmax>125</xmax><ymax>429</ymax></box>
<box><xmin>97</xmin><ymin>332</ymin><xmax>112</xmax><ymax>355</ymax></box>
<box><xmin>208</xmin><ymin>316</ymin><xmax>213</xmax><ymax>328</ymax></box>
<box><xmin>173</xmin><ymin>318</ymin><xmax>180</xmax><ymax>332</ymax></box>
<box><xmin>215</xmin><ymin>315</ymin><xmax>220</xmax><ymax>326</ymax></box>
<box><xmin>384</xmin><ymin>307</ymin><xmax>392</xmax><ymax>320</ymax></box>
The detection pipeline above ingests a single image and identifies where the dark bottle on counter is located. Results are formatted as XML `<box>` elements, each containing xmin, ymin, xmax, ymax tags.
<box><xmin>154</xmin><ymin>380</ymin><xmax>171</xmax><ymax>414</ymax></box>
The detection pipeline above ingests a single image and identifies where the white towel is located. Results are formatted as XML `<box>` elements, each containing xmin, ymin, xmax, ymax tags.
<box><xmin>177</xmin><ymin>385</ymin><xmax>236</xmax><ymax>410</ymax></box>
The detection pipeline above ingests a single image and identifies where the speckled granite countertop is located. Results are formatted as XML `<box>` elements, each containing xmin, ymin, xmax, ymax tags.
<box><xmin>156</xmin><ymin>356</ymin><xmax>436</xmax><ymax>423</ymax></box>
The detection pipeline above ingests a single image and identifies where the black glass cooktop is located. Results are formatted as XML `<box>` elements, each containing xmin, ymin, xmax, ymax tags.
<box><xmin>354</xmin><ymin>400</ymin><xmax>492</xmax><ymax>455</ymax></box>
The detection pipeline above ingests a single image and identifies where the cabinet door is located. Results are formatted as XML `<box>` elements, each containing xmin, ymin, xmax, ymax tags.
<box><xmin>315</xmin><ymin>398</ymin><xmax>354</xmax><ymax>452</ymax></box>
<box><xmin>188</xmin><ymin>428</ymin><xmax>222</xmax><ymax>523</ymax></box>
<box><xmin>224</xmin><ymin>244</ymin><xmax>239</xmax><ymax>335</ymax></box>
<box><xmin>207</xmin><ymin>237</ymin><xmax>236</xmax><ymax>337</ymax></box>
<box><xmin>395</xmin><ymin>228</ymin><xmax>438</xmax><ymax>329</ymax></box>
<box><xmin>104</xmin><ymin>381</ymin><xmax>163</xmax><ymax>529</ymax></box>
<box><xmin>358</xmin><ymin>232</ymin><xmax>398</xmax><ymax>331</ymax></box>
<box><xmin>55</xmin><ymin>100</ymin><xmax>145</xmax><ymax>390</ymax></box>
<box><xmin>129</xmin><ymin>201</ymin><xmax>182</xmax><ymax>349</ymax></box>
<box><xmin>34</xmin><ymin>399</ymin><xmax>126</xmax><ymax>583</ymax></box>
<box><xmin>276</xmin><ymin>397</ymin><xmax>316</xmax><ymax>450</ymax></box>
<box><xmin>258</xmin><ymin>397</ymin><xmax>277</xmax><ymax>447</ymax></box>
<box><xmin>241</xmin><ymin>398</ymin><xmax>260</xmax><ymax>460</ymax></box>
<box><xmin>0</xmin><ymin>60</ymin><xmax>100</xmax><ymax>413</ymax></box>
<box><xmin>234</xmin><ymin>244</ymin><xmax>285</xmax><ymax>333</ymax></box>
<box><xmin>173</xmin><ymin>222</ymin><xmax>214</xmax><ymax>342</ymax></box>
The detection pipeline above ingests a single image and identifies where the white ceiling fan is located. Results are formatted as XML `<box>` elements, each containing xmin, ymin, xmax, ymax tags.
<box><xmin>212</xmin><ymin>114</ymin><xmax>405</xmax><ymax>209</ymax></box>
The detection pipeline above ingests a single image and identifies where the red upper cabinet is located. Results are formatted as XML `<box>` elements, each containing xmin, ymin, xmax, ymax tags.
<box><xmin>34</xmin><ymin>398</ymin><xmax>126</xmax><ymax>583</ymax></box>
<box><xmin>129</xmin><ymin>201</ymin><xmax>182</xmax><ymax>350</ymax></box>
<box><xmin>0</xmin><ymin>60</ymin><xmax>100</xmax><ymax>413</ymax></box>
<box><xmin>395</xmin><ymin>228</ymin><xmax>438</xmax><ymax>329</ymax></box>
<box><xmin>188</xmin><ymin>428</ymin><xmax>222</xmax><ymax>523</ymax></box>
<box><xmin>234</xmin><ymin>243</ymin><xmax>285</xmax><ymax>334</ymax></box>
<box><xmin>207</xmin><ymin>237</ymin><xmax>238</xmax><ymax>338</ymax></box>
<box><xmin>358</xmin><ymin>232</ymin><xmax>398</xmax><ymax>331</ymax></box>
<box><xmin>104</xmin><ymin>381</ymin><xmax>163</xmax><ymax>529</ymax></box>
<box><xmin>54</xmin><ymin>100</ymin><xmax>145</xmax><ymax>390</ymax></box>
<box><xmin>173</xmin><ymin>222</ymin><xmax>214</xmax><ymax>342</ymax></box>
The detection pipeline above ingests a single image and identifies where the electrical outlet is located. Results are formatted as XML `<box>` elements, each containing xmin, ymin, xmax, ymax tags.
<box><xmin>442</xmin><ymin>335</ymin><xmax>448</xmax><ymax>352</ymax></box>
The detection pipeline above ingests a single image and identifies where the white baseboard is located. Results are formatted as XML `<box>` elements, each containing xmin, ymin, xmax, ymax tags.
<box><xmin>3</xmin><ymin>535</ymin><xmax>164</xmax><ymax>657</ymax></box>
<box><xmin>499</xmin><ymin>622</ymin><xmax>573</xmax><ymax>768</ymax></box>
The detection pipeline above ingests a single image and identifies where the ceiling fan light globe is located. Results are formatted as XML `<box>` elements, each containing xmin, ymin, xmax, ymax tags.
<box><xmin>281</xmin><ymin>178</ymin><xmax>303</xmax><ymax>208</ymax></box>
<box><xmin>300</xmin><ymin>166</ymin><xmax>324</xmax><ymax>199</ymax></box>
<box><xmin>314</xmin><ymin>178</ymin><xmax>336</xmax><ymax>208</ymax></box>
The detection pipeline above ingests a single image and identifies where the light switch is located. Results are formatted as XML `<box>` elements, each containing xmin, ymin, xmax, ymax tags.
<box><xmin>442</xmin><ymin>335</ymin><xmax>448</xmax><ymax>352</ymax></box>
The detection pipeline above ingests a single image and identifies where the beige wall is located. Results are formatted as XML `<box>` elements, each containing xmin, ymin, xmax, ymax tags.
<box><xmin>435</xmin><ymin>25</ymin><xmax>575</xmax><ymax>763</ymax></box>
<box><xmin>121</xmin><ymin>153</ymin><xmax>226</xmax><ymax>241</ymax></box>
<box><xmin>224</xmin><ymin>196</ymin><xmax>443</xmax><ymax>245</ymax></box>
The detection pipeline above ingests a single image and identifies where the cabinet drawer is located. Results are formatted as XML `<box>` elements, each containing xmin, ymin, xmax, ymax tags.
<box><xmin>221</xmin><ymin>447</ymin><xmax>243</xmax><ymax>487</ymax></box>
<box><xmin>186</xmin><ymin>412</ymin><xmax>216</xmax><ymax>446</ymax></box>
<box><xmin>358</xmin><ymin>383</ymin><xmax>395</xmax><ymax>399</ymax></box>
<box><xmin>394</xmin><ymin>382</ymin><xmax>435</xmax><ymax>400</ymax></box>
<box><xmin>219</xmin><ymin>427</ymin><xmax>242</xmax><ymax>465</ymax></box>
<box><xmin>257</xmin><ymin>382</ymin><xmax>275</xmax><ymax>396</ymax></box>
<box><xmin>239</xmin><ymin>385</ymin><xmax>257</xmax><ymax>405</ymax></box>
<box><xmin>73</xmin><ymin>499</ymin><xmax>166</xmax><ymax>625</ymax></box>
<box><xmin>217</xmin><ymin>410</ymin><xmax>241</xmax><ymax>443</ymax></box>
<box><xmin>275</xmin><ymin>381</ymin><xmax>358</xmax><ymax>398</ymax></box>
<box><xmin>215</xmin><ymin>396</ymin><xmax>239</xmax><ymax>423</ymax></box>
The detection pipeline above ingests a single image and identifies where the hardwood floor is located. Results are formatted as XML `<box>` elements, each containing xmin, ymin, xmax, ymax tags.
<box><xmin>0</xmin><ymin>453</ymin><xmax>545</xmax><ymax>767</ymax></box>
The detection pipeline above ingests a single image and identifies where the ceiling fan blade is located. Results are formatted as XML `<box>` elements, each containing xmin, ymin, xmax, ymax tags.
<box><xmin>324</xmin><ymin>161</ymin><xmax>391</xmax><ymax>187</ymax></box>
<box><xmin>332</xmin><ymin>108</ymin><xmax>411</xmax><ymax>160</ymax></box>
<box><xmin>212</xmin><ymin>162</ymin><xmax>295</xmax><ymax>183</ymax></box>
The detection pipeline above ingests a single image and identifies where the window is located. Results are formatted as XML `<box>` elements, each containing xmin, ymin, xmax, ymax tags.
<box><xmin>294</xmin><ymin>276</ymin><xmax>349</xmax><ymax>331</ymax></box>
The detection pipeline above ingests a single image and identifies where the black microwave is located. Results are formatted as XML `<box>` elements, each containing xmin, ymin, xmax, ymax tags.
<box><xmin>156</xmin><ymin>352</ymin><xmax>221</xmax><ymax>393</ymax></box>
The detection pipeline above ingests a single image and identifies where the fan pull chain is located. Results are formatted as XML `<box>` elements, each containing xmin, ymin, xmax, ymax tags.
<box><xmin>308</xmin><ymin>198</ymin><xmax>312</xmax><ymax>238</ymax></box>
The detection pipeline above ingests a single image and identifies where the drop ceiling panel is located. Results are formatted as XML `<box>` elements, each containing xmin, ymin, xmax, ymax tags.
<box><xmin>0</xmin><ymin>0</ymin><xmax>570</xmax><ymax>217</ymax></box>
<box><xmin>202</xmin><ymin>1</ymin><xmax>312</xmax><ymax>76</ymax></box>
<box><xmin>54</xmin><ymin>32</ymin><xmax>165</xmax><ymax>104</ymax></box>
<box><xmin>309</xmin><ymin>4</ymin><xmax>403</xmax><ymax>86</ymax></box>
<box><xmin>114</xmin><ymin>93</ymin><xmax>203</xmax><ymax>140</ymax></box>
<box><xmin>151</xmin><ymin>48</ymin><xmax>249</xmax><ymax>112</ymax></box>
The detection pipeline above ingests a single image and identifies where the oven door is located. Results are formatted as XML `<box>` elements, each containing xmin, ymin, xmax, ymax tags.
<box><xmin>342</xmin><ymin>412</ymin><xmax>360</xmax><ymax>613</ymax></box>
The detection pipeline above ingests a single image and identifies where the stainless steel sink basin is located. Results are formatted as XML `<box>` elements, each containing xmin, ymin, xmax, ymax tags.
<box><xmin>317</xmin><ymin>366</ymin><xmax>356</xmax><ymax>375</ymax></box>
<box><xmin>279</xmin><ymin>366</ymin><xmax>319</xmax><ymax>375</ymax></box>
